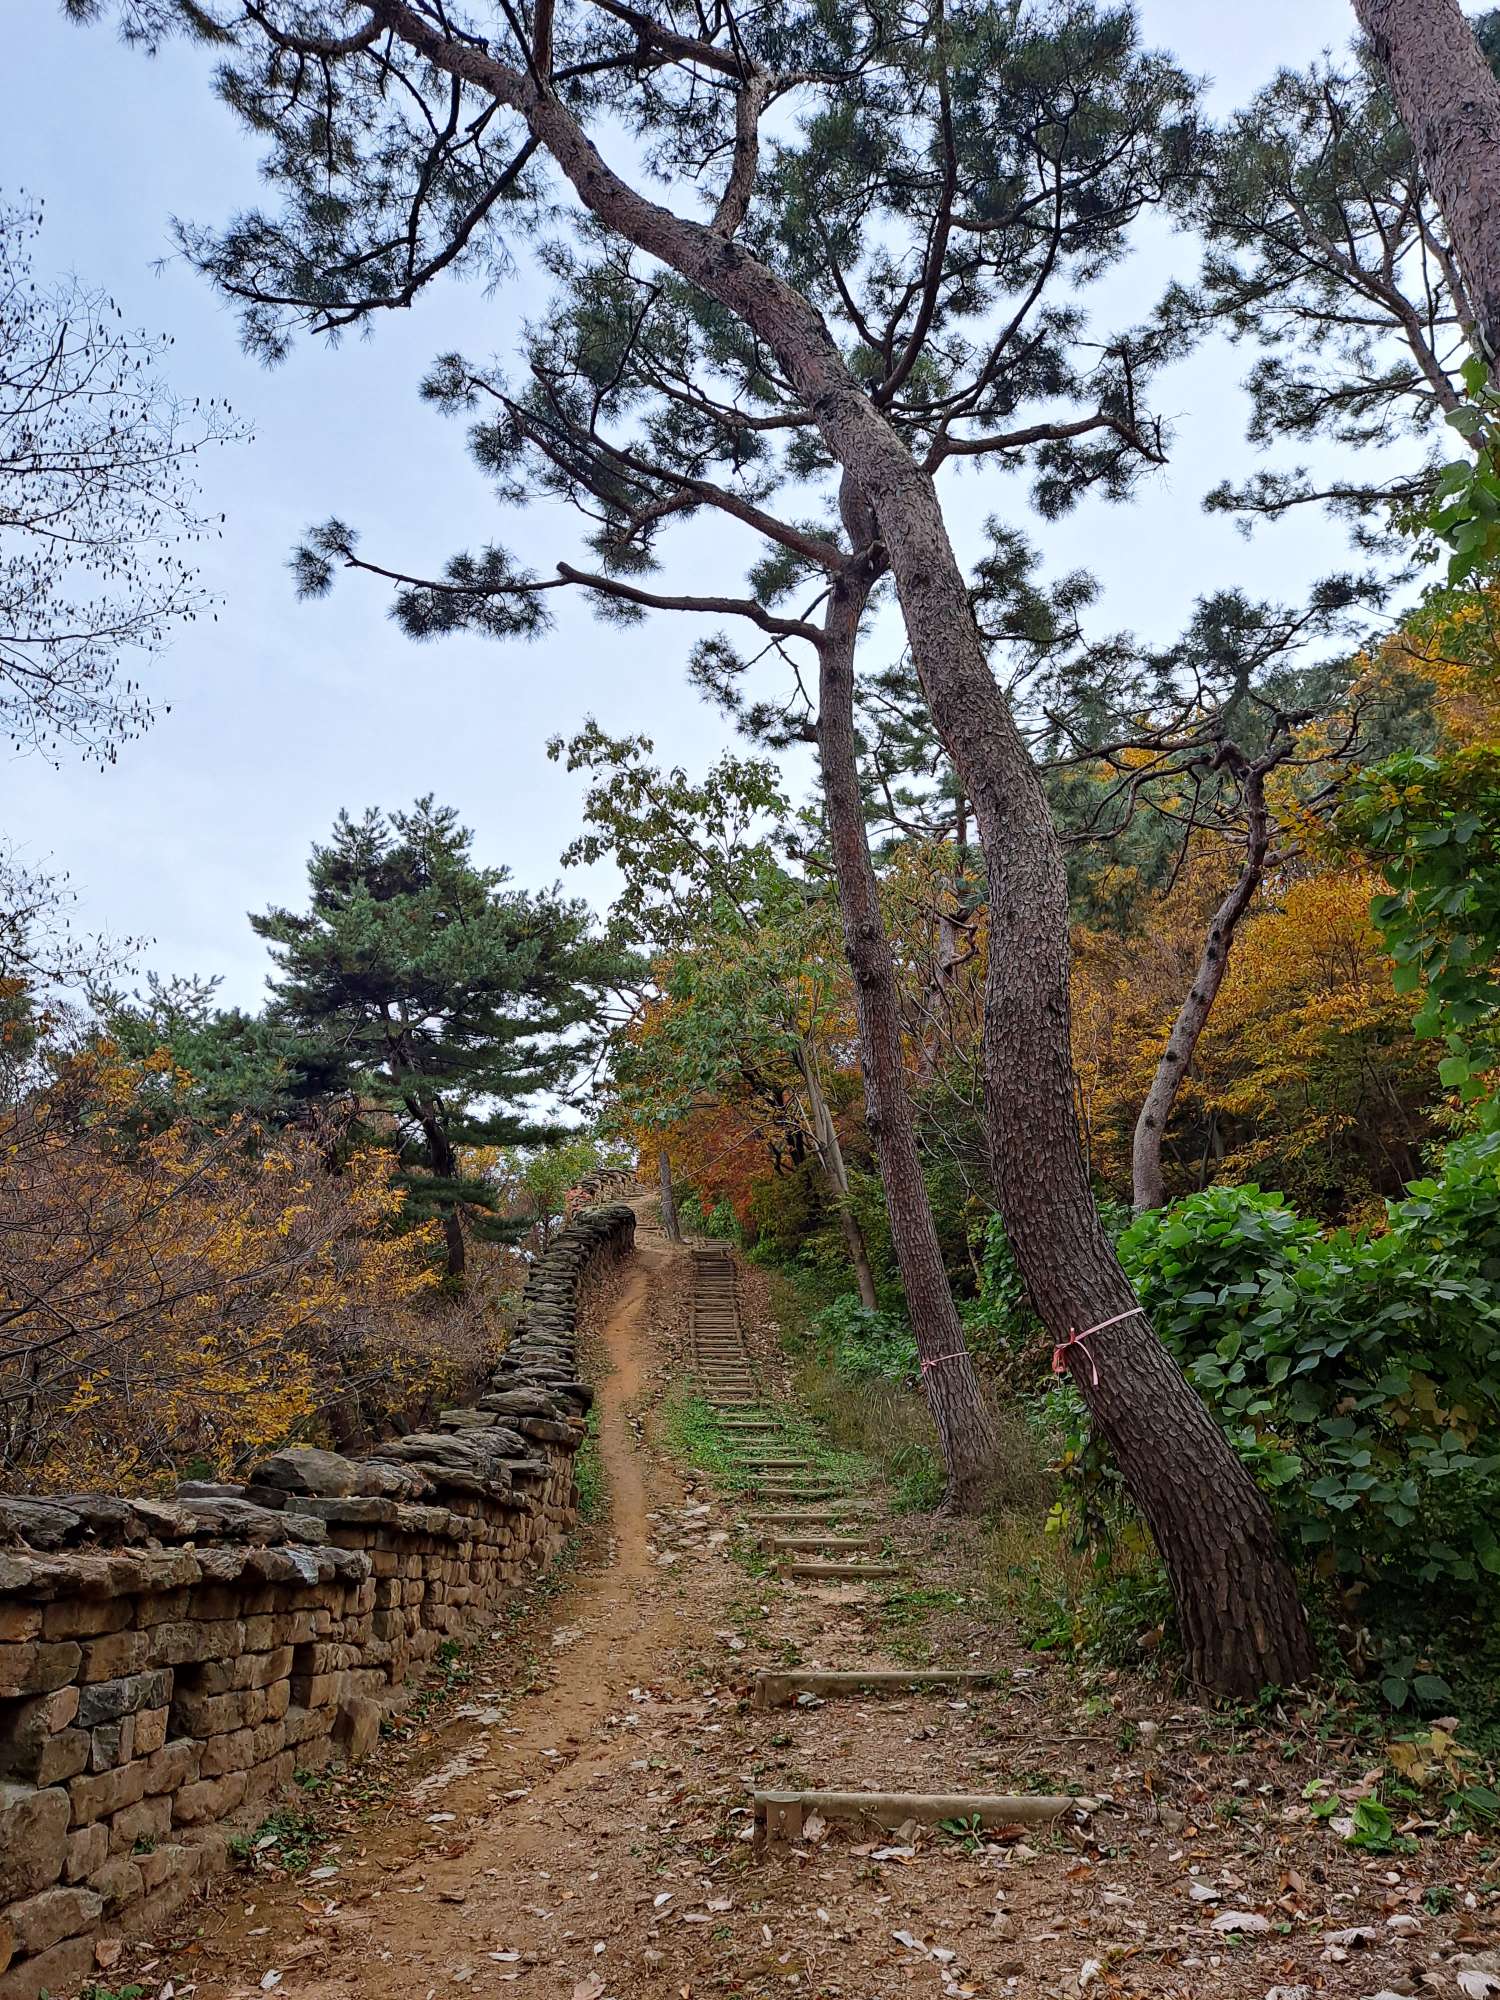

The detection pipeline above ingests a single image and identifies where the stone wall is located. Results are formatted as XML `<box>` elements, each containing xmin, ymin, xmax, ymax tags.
<box><xmin>564</xmin><ymin>1168</ymin><xmax>642</xmax><ymax>1219</ymax></box>
<box><xmin>0</xmin><ymin>1202</ymin><xmax>635</xmax><ymax>2000</ymax></box>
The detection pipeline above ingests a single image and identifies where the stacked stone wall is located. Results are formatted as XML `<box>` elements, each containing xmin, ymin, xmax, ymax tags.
<box><xmin>0</xmin><ymin>1202</ymin><xmax>635</xmax><ymax>2000</ymax></box>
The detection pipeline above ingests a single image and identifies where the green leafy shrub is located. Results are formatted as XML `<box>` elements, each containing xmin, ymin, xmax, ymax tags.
<box><xmin>806</xmin><ymin>1294</ymin><xmax>916</xmax><ymax>1383</ymax></box>
<box><xmin>1338</xmin><ymin>743</ymin><xmax>1500</xmax><ymax>1110</ymax></box>
<box><xmin>1117</xmin><ymin>1149</ymin><xmax>1500</xmax><ymax>1604</ymax></box>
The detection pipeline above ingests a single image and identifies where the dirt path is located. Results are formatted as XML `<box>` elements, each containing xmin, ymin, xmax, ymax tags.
<box><xmin>129</xmin><ymin>1220</ymin><xmax>1495</xmax><ymax>2000</ymax></box>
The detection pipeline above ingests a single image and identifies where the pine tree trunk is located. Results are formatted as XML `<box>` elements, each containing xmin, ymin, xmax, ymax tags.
<box><xmin>658</xmin><ymin>1146</ymin><xmax>682</xmax><ymax>1242</ymax></box>
<box><xmin>378</xmin><ymin>16</ymin><xmax>1317</xmax><ymax>1696</ymax></box>
<box><xmin>818</xmin><ymin>509</ymin><xmax>998</xmax><ymax>1505</ymax></box>
<box><xmin>404</xmin><ymin>1085</ymin><xmax>467</xmax><ymax>1281</ymax></box>
<box><xmin>1352</xmin><ymin>0</ymin><xmax>1500</xmax><ymax>361</ymax></box>
<box><xmin>1133</xmin><ymin>785</ymin><xmax>1271</xmax><ymax>1211</ymax></box>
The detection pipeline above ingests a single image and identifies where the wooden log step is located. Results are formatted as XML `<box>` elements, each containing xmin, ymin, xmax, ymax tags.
<box><xmin>753</xmin><ymin>1489</ymin><xmax>845</xmax><ymax>1504</ymax></box>
<box><xmin>780</xmin><ymin>1559</ymin><xmax>901</xmax><ymax>1581</ymax></box>
<box><xmin>750</xmin><ymin>1667</ymin><xmax>1008</xmax><ymax>1710</ymax></box>
<box><xmin>766</xmin><ymin>1534</ymin><xmax>878</xmax><ymax>1555</ymax></box>
<box><xmin>745</xmin><ymin>1509</ymin><xmax>873</xmax><ymax>1526</ymax></box>
<box><xmin>752</xmin><ymin>1788</ymin><xmax>1074</xmax><ymax>1849</ymax></box>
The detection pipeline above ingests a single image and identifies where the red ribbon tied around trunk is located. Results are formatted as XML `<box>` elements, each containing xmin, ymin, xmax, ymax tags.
<box><xmin>919</xmin><ymin>1349</ymin><xmax>969</xmax><ymax>1376</ymax></box>
<box><xmin>1051</xmin><ymin>1305</ymin><xmax>1147</xmax><ymax>1388</ymax></box>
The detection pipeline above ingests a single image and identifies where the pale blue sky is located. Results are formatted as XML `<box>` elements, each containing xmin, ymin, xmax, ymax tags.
<box><xmin>4</xmin><ymin>1</ymin><xmax>1392</xmax><ymax>1006</ymax></box>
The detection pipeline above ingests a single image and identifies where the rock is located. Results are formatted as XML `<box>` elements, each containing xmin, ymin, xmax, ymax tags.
<box><xmin>0</xmin><ymin>1784</ymin><xmax>70</xmax><ymax>1902</ymax></box>
<box><xmin>0</xmin><ymin>1641</ymin><xmax>81</xmax><ymax>1698</ymax></box>
<box><xmin>87</xmin><ymin>1855</ymin><xmax>144</xmax><ymax>1911</ymax></box>
<box><xmin>67</xmin><ymin>1758</ymin><xmax>147</xmax><ymax>1824</ymax></box>
<box><xmin>62</xmin><ymin>1822</ymin><xmax>108</xmax><ymax>1884</ymax></box>
<box><xmin>0</xmin><ymin>1500</ymin><xmax>83</xmax><ymax>1552</ymax></box>
<box><xmin>335</xmin><ymin>1695</ymin><xmax>381</xmax><ymax>1764</ymax></box>
<box><xmin>76</xmin><ymin>1669</ymin><xmax>172</xmax><ymax>1728</ymax></box>
<box><xmin>0</xmin><ymin>1933</ymin><xmax>95</xmax><ymax>2000</ymax></box>
<box><xmin>128</xmin><ymin>1497</ymin><xmax>328</xmax><ymax>1546</ymax></box>
<box><xmin>7</xmin><ymin>1885</ymin><xmax>104</xmax><ymax>1956</ymax></box>
<box><xmin>0</xmin><ymin>1688</ymin><xmax>81</xmax><ymax>1781</ymax></box>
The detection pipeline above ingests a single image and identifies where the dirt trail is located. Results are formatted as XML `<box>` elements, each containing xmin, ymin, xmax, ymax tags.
<box><xmin>184</xmin><ymin>1236</ymin><xmax>695</xmax><ymax>1999</ymax></box>
<box><xmin>140</xmin><ymin>1218</ymin><xmax>1492</xmax><ymax>2000</ymax></box>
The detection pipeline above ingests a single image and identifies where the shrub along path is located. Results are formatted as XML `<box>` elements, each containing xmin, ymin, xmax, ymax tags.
<box><xmin>115</xmin><ymin>1204</ymin><xmax>1497</xmax><ymax>2000</ymax></box>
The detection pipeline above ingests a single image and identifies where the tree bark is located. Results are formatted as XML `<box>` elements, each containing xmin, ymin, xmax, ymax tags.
<box><xmin>819</xmin><ymin>487</ymin><xmax>998</xmax><ymax>1506</ymax></box>
<box><xmin>799</xmin><ymin>1050</ymin><xmax>880</xmax><ymax>1310</ymax></box>
<box><xmin>1133</xmin><ymin>772</ymin><xmax>1272</xmax><ymax>1211</ymax></box>
<box><xmin>413</xmin><ymin>1101</ymin><xmax>466</xmax><ymax>1280</ymax></box>
<box><xmin>372</xmin><ymin>5</ymin><xmax>1317</xmax><ymax>1696</ymax></box>
<box><xmin>658</xmin><ymin>1145</ymin><xmax>682</xmax><ymax>1242</ymax></box>
<box><xmin>1352</xmin><ymin>0</ymin><xmax>1500</xmax><ymax>362</ymax></box>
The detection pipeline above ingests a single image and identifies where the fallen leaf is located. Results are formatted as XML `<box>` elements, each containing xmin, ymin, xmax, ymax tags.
<box><xmin>1211</xmin><ymin>1911</ymin><xmax>1271</xmax><ymax>1934</ymax></box>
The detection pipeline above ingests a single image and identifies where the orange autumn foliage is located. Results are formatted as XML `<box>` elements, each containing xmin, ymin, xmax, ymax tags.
<box><xmin>0</xmin><ymin>1045</ymin><xmax>445</xmax><ymax>1492</ymax></box>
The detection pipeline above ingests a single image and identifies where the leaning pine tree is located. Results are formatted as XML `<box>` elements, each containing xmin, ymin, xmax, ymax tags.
<box><xmin>84</xmin><ymin>0</ymin><xmax>1318</xmax><ymax>1693</ymax></box>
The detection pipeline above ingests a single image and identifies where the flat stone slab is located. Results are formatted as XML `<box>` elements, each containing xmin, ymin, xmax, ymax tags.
<box><xmin>750</xmin><ymin>1667</ymin><xmax>1009</xmax><ymax>1709</ymax></box>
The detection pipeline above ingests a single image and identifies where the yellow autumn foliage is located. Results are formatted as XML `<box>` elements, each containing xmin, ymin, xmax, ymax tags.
<box><xmin>0</xmin><ymin>1046</ymin><xmax>445</xmax><ymax>1492</ymax></box>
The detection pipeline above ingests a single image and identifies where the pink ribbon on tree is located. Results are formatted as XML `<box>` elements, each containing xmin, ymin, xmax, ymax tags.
<box><xmin>1051</xmin><ymin>1305</ymin><xmax>1147</xmax><ymax>1388</ymax></box>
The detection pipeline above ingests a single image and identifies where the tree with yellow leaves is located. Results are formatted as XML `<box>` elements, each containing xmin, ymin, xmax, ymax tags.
<box><xmin>0</xmin><ymin>1043</ymin><xmax>442</xmax><ymax>1491</ymax></box>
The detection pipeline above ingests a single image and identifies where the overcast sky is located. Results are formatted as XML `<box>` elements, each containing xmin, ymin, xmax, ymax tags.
<box><xmin>4</xmin><ymin>0</ymin><xmax>1397</xmax><ymax>1008</ymax></box>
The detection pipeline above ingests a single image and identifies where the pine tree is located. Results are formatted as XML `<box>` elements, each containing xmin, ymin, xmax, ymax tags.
<box><xmin>252</xmin><ymin>797</ymin><xmax>613</xmax><ymax>1278</ymax></box>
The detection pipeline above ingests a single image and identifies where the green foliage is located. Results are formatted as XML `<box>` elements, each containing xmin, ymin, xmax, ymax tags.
<box><xmin>1418</xmin><ymin>356</ymin><xmax>1500</xmax><ymax>584</ymax></box>
<box><xmin>251</xmin><ymin>796</ymin><xmax>617</xmax><ymax>1272</ymax></box>
<box><xmin>1339</xmin><ymin>746</ymin><xmax>1500</xmax><ymax>1110</ymax></box>
<box><xmin>806</xmin><ymin>1294</ymin><xmax>916</xmax><ymax>1384</ymax></box>
<box><xmin>960</xmin><ymin>1213</ymin><xmax>1046</xmax><ymax>1382</ymax></box>
<box><xmin>573</xmin><ymin>1403</ymin><xmax>604</xmax><ymax>1524</ymax></box>
<box><xmin>677</xmin><ymin>1190</ymin><xmax>740</xmax><ymax>1244</ymax></box>
<box><xmin>496</xmin><ymin>1137</ymin><xmax>618</xmax><ymax>1248</ymax></box>
<box><xmin>1117</xmin><ymin>1156</ymin><xmax>1500</xmax><ymax>1608</ymax></box>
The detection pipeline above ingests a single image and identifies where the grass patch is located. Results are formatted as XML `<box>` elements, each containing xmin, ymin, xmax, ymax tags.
<box><xmin>983</xmin><ymin>1504</ymin><xmax>1173</xmax><ymax>1666</ymax></box>
<box><xmin>574</xmin><ymin>1402</ymin><xmax>605</xmax><ymax>1522</ymax></box>
<box><xmin>662</xmin><ymin>1391</ymin><xmax>758</xmax><ymax>1492</ymax></box>
<box><xmin>875</xmin><ymin>1582</ymin><xmax>967</xmax><ymax>1665</ymax></box>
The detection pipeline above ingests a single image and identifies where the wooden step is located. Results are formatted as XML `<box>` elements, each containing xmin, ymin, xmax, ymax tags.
<box><xmin>752</xmin><ymin>1787</ymin><xmax>1073</xmax><ymax>1850</ymax></box>
<box><xmin>766</xmin><ymin>1534</ymin><xmax>879</xmax><ymax>1555</ymax></box>
<box><xmin>780</xmin><ymin>1559</ymin><xmax>901</xmax><ymax>1581</ymax></box>
<box><xmin>751</xmin><ymin>1667</ymin><xmax>1007</xmax><ymax>1709</ymax></box>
